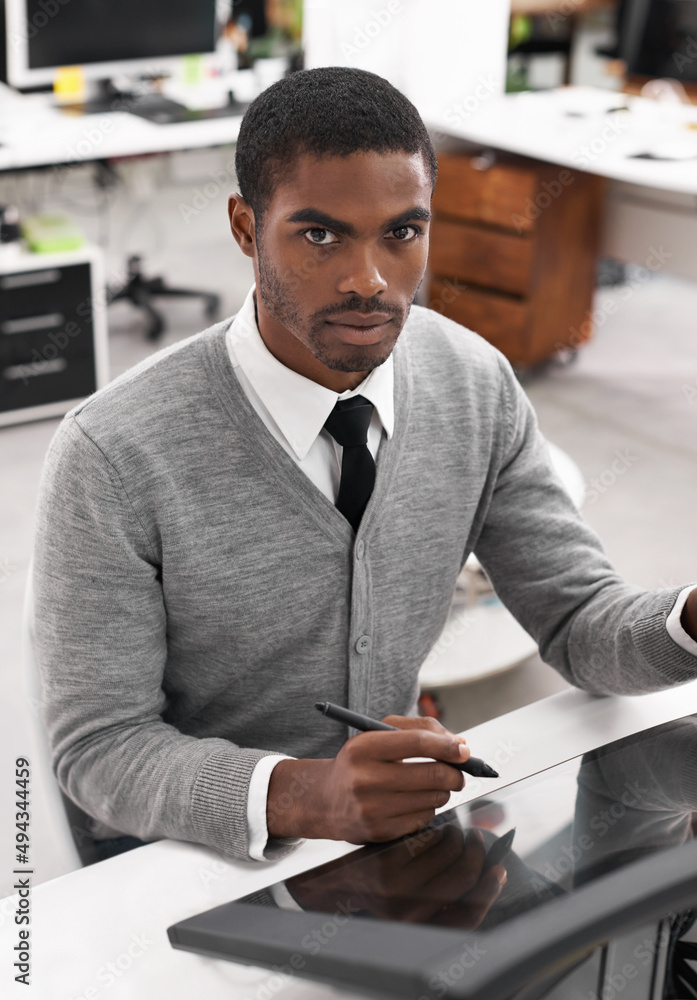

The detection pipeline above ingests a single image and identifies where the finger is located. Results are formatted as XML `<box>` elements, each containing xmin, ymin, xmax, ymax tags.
<box><xmin>389</xmin><ymin>789</ymin><xmax>454</xmax><ymax>815</ymax></box>
<box><xmin>458</xmin><ymin>866</ymin><xmax>507</xmax><ymax>929</ymax></box>
<box><xmin>395</xmin><ymin>822</ymin><xmax>447</xmax><ymax>861</ymax></box>
<box><xmin>363</xmin><ymin>810</ymin><xmax>441</xmax><ymax>844</ymax></box>
<box><xmin>401</xmin><ymin>823</ymin><xmax>469</xmax><ymax>885</ymax></box>
<box><xmin>430</xmin><ymin>867</ymin><xmax>506</xmax><ymax>930</ymax></box>
<box><xmin>383</xmin><ymin>715</ymin><xmax>467</xmax><ymax>745</ymax></box>
<box><xmin>382</xmin><ymin>825</ymin><xmax>480</xmax><ymax>925</ymax></box>
<box><xmin>415</xmin><ymin>828</ymin><xmax>486</xmax><ymax>905</ymax></box>
<box><xmin>346</xmin><ymin>729</ymin><xmax>470</xmax><ymax>768</ymax></box>
<box><xmin>384</xmin><ymin>760</ymin><xmax>464</xmax><ymax>794</ymax></box>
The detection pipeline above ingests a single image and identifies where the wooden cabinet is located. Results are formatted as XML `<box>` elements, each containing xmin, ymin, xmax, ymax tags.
<box><xmin>427</xmin><ymin>151</ymin><xmax>606</xmax><ymax>367</ymax></box>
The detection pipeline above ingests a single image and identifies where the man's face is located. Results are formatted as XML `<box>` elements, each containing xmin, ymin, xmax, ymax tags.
<box><xmin>229</xmin><ymin>149</ymin><xmax>432</xmax><ymax>384</ymax></box>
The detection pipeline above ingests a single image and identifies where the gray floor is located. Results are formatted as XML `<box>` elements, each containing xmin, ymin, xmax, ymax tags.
<box><xmin>1</xmin><ymin>247</ymin><xmax>696</xmax><ymax>896</ymax></box>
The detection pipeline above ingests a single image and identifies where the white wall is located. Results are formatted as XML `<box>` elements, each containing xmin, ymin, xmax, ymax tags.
<box><xmin>303</xmin><ymin>0</ymin><xmax>511</xmax><ymax>124</ymax></box>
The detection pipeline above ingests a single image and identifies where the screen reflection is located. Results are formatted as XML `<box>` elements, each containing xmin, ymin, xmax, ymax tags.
<box><xmin>243</xmin><ymin>714</ymin><xmax>697</xmax><ymax>935</ymax></box>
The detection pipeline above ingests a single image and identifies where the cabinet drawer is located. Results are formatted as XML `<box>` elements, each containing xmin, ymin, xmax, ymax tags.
<box><xmin>429</xmin><ymin>279</ymin><xmax>530</xmax><ymax>364</ymax></box>
<box><xmin>429</xmin><ymin>218</ymin><xmax>533</xmax><ymax>297</ymax></box>
<box><xmin>0</xmin><ymin>354</ymin><xmax>97</xmax><ymax>413</ymax></box>
<box><xmin>433</xmin><ymin>153</ymin><xmax>538</xmax><ymax>233</ymax></box>
<box><xmin>0</xmin><ymin>310</ymin><xmax>94</xmax><ymax>366</ymax></box>
<box><xmin>0</xmin><ymin>263</ymin><xmax>92</xmax><ymax>320</ymax></box>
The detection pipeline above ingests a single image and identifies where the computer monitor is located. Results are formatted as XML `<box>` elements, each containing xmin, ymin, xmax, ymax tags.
<box><xmin>619</xmin><ymin>0</ymin><xmax>697</xmax><ymax>86</ymax></box>
<box><xmin>5</xmin><ymin>0</ymin><xmax>218</xmax><ymax>90</ymax></box>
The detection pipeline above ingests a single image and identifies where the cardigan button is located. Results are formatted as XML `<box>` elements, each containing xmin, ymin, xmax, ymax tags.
<box><xmin>355</xmin><ymin>540</ymin><xmax>365</xmax><ymax>560</ymax></box>
<box><xmin>355</xmin><ymin>635</ymin><xmax>372</xmax><ymax>654</ymax></box>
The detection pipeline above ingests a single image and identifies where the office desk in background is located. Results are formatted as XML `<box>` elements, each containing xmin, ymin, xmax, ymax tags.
<box><xmin>426</xmin><ymin>86</ymin><xmax>697</xmax><ymax>366</ymax></box>
<box><xmin>0</xmin><ymin>84</ymin><xmax>244</xmax><ymax>171</ymax></box>
<box><xmin>429</xmin><ymin>86</ymin><xmax>697</xmax><ymax>197</ymax></box>
<box><xmin>3</xmin><ymin>682</ymin><xmax>697</xmax><ymax>1000</ymax></box>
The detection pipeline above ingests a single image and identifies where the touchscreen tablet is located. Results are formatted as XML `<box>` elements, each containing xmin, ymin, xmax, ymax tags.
<box><xmin>169</xmin><ymin>713</ymin><xmax>697</xmax><ymax>1000</ymax></box>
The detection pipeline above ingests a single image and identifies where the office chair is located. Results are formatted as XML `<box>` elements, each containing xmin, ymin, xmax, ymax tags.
<box><xmin>21</xmin><ymin>563</ymin><xmax>102</xmax><ymax>868</ymax></box>
<box><xmin>108</xmin><ymin>254</ymin><xmax>221</xmax><ymax>341</ymax></box>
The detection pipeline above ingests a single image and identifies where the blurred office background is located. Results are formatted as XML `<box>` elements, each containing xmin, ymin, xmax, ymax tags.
<box><xmin>1</xmin><ymin>0</ymin><xmax>696</xmax><ymax>893</ymax></box>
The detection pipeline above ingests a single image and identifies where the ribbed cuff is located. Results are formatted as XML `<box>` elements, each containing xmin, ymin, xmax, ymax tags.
<box><xmin>666</xmin><ymin>586</ymin><xmax>697</xmax><ymax>657</ymax></box>
<box><xmin>191</xmin><ymin>746</ymin><xmax>278</xmax><ymax>859</ymax></box>
<box><xmin>630</xmin><ymin>588</ymin><xmax>697</xmax><ymax>686</ymax></box>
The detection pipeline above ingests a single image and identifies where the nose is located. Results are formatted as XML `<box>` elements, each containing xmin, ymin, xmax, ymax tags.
<box><xmin>335</xmin><ymin>244</ymin><xmax>388</xmax><ymax>300</ymax></box>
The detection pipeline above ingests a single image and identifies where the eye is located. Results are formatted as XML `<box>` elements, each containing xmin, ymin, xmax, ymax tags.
<box><xmin>388</xmin><ymin>225</ymin><xmax>420</xmax><ymax>242</ymax></box>
<box><xmin>302</xmin><ymin>228</ymin><xmax>338</xmax><ymax>246</ymax></box>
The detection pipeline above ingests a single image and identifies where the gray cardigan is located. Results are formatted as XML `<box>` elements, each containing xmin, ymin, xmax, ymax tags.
<box><xmin>32</xmin><ymin>306</ymin><xmax>697</xmax><ymax>859</ymax></box>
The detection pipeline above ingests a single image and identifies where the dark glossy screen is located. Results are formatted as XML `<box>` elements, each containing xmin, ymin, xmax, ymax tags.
<box><xmin>623</xmin><ymin>0</ymin><xmax>697</xmax><ymax>84</ymax></box>
<box><xmin>240</xmin><ymin>715</ymin><xmax>697</xmax><ymax>935</ymax></box>
<box><xmin>25</xmin><ymin>0</ymin><xmax>216</xmax><ymax>69</ymax></box>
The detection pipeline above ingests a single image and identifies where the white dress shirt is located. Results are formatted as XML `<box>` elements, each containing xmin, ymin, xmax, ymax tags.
<box><xmin>225</xmin><ymin>284</ymin><xmax>697</xmax><ymax>860</ymax></box>
<box><xmin>226</xmin><ymin>285</ymin><xmax>394</xmax><ymax>860</ymax></box>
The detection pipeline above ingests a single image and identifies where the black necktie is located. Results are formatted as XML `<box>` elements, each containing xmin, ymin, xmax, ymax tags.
<box><xmin>323</xmin><ymin>395</ymin><xmax>376</xmax><ymax>531</ymax></box>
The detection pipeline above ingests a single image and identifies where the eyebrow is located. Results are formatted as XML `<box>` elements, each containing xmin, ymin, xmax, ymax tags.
<box><xmin>284</xmin><ymin>206</ymin><xmax>431</xmax><ymax>237</ymax></box>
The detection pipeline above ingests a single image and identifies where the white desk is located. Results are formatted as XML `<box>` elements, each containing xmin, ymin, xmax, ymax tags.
<box><xmin>4</xmin><ymin>682</ymin><xmax>697</xmax><ymax>1000</ymax></box>
<box><xmin>0</xmin><ymin>84</ymin><xmax>243</xmax><ymax>172</ymax></box>
<box><xmin>427</xmin><ymin>86</ymin><xmax>697</xmax><ymax>197</ymax></box>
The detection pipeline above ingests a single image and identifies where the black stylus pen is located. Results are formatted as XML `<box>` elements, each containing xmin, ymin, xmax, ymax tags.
<box><xmin>482</xmin><ymin>827</ymin><xmax>516</xmax><ymax>871</ymax></box>
<box><xmin>315</xmin><ymin>702</ymin><xmax>499</xmax><ymax>778</ymax></box>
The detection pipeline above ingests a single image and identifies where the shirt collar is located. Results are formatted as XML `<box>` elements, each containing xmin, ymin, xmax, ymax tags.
<box><xmin>226</xmin><ymin>285</ymin><xmax>394</xmax><ymax>460</ymax></box>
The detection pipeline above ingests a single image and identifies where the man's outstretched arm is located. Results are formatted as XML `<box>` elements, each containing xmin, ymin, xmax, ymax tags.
<box><xmin>471</xmin><ymin>355</ymin><xmax>697</xmax><ymax>695</ymax></box>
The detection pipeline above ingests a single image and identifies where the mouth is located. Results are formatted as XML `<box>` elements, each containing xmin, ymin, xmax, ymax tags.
<box><xmin>324</xmin><ymin>313</ymin><xmax>394</xmax><ymax>346</ymax></box>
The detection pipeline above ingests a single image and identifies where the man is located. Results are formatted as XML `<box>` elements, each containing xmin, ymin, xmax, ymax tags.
<box><xmin>33</xmin><ymin>68</ymin><xmax>697</xmax><ymax>866</ymax></box>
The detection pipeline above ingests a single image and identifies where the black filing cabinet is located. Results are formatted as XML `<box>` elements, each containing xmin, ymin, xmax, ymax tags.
<box><xmin>0</xmin><ymin>249</ymin><xmax>108</xmax><ymax>426</ymax></box>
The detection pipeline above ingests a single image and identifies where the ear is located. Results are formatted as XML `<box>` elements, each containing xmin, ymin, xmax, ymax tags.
<box><xmin>228</xmin><ymin>194</ymin><xmax>256</xmax><ymax>259</ymax></box>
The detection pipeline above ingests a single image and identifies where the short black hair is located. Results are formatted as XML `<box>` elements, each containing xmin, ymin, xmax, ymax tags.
<box><xmin>235</xmin><ymin>66</ymin><xmax>437</xmax><ymax>223</ymax></box>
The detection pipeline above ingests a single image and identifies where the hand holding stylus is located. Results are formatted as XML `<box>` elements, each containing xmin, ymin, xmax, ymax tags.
<box><xmin>315</xmin><ymin>702</ymin><xmax>499</xmax><ymax>778</ymax></box>
<box><xmin>266</xmin><ymin>706</ymin><xmax>498</xmax><ymax>845</ymax></box>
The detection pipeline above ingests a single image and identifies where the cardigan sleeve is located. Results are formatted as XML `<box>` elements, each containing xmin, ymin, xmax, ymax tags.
<box><xmin>472</xmin><ymin>355</ymin><xmax>697</xmax><ymax>695</ymax></box>
<box><xmin>32</xmin><ymin>414</ymin><xmax>297</xmax><ymax>860</ymax></box>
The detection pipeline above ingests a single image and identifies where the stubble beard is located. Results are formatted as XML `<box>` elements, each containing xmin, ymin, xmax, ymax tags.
<box><xmin>256</xmin><ymin>240</ymin><xmax>405</xmax><ymax>374</ymax></box>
